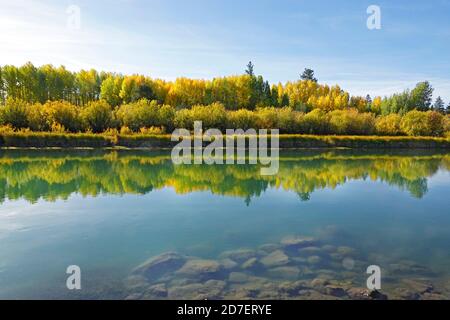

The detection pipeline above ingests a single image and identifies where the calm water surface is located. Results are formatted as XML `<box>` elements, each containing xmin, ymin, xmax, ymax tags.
<box><xmin>0</xmin><ymin>149</ymin><xmax>449</xmax><ymax>299</ymax></box>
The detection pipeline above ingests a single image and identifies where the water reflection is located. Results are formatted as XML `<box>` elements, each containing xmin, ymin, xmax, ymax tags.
<box><xmin>0</xmin><ymin>149</ymin><xmax>448</xmax><ymax>204</ymax></box>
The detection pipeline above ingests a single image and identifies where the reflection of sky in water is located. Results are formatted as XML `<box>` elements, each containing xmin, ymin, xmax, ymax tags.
<box><xmin>0</xmin><ymin>151</ymin><xmax>449</xmax><ymax>298</ymax></box>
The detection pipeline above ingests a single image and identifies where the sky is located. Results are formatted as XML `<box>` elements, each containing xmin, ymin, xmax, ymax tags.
<box><xmin>1</xmin><ymin>0</ymin><xmax>450</xmax><ymax>101</ymax></box>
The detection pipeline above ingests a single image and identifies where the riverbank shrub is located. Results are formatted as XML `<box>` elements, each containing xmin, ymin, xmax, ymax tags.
<box><xmin>444</xmin><ymin>116</ymin><xmax>450</xmax><ymax>138</ymax></box>
<box><xmin>81</xmin><ymin>100</ymin><xmax>114</xmax><ymax>133</ymax></box>
<box><xmin>0</xmin><ymin>98</ymin><xmax>29</xmax><ymax>129</ymax></box>
<box><xmin>0</xmin><ymin>98</ymin><xmax>449</xmax><ymax>137</ymax></box>
<box><xmin>375</xmin><ymin>114</ymin><xmax>402</xmax><ymax>136</ymax></box>
<box><xmin>328</xmin><ymin>109</ymin><xmax>375</xmax><ymax>135</ymax></box>
<box><xmin>43</xmin><ymin>101</ymin><xmax>82</xmax><ymax>132</ymax></box>
<box><xmin>174</xmin><ymin>102</ymin><xmax>227</xmax><ymax>130</ymax></box>
<box><xmin>301</xmin><ymin>109</ymin><xmax>330</xmax><ymax>134</ymax></box>
<box><xmin>400</xmin><ymin>110</ymin><xmax>445</xmax><ymax>137</ymax></box>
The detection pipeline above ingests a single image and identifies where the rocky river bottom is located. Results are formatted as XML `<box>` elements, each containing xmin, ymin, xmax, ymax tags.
<box><xmin>123</xmin><ymin>235</ymin><xmax>450</xmax><ymax>300</ymax></box>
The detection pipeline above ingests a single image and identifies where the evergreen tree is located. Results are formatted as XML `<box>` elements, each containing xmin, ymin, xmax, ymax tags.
<box><xmin>300</xmin><ymin>68</ymin><xmax>317</xmax><ymax>82</ymax></box>
<box><xmin>366</xmin><ymin>94</ymin><xmax>372</xmax><ymax>111</ymax></box>
<box><xmin>411</xmin><ymin>81</ymin><xmax>434</xmax><ymax>111</ymax></box>
<box><xmin>245</xmin><ymin>61</ymin><xmax>255</xmax><ymax>77</ymax></box>
<box><xmin>433</xmin><ymin>96</ymin><xmax>445</xmax><ymax>114</ymax></box>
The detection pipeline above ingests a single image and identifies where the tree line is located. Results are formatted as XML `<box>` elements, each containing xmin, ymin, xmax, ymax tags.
<box><xmin>0</xmin><ymin>62</ymin><xmax>449</xmax><ymax>137</ymax></box>
<box><xmin>2</xmin><ymin>62</ymin><xmax>449</xmax><ymax>113</ymax></box>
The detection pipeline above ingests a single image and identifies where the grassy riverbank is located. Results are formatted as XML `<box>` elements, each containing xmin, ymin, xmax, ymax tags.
<box><xmin>0</xmin><ymin>132</ymin><xmax>449</xmax><ymax>149</ymax></box>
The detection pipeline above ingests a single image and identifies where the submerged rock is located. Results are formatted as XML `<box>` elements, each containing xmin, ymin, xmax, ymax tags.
<box><xmin>324</xmin><ymin>285</ymin><xmax>347</xmax><ymax>297</ymax></box>
<box><xmin>421</xmin><ymin>292</ymin><xmax>448</xmax><ymax>300</ymax></box>
<box><xmin>346</xmin><ymin>287</ymin><xmax>372</xmax><ymax>300</ymax></box>
<box><xmin>336</xmin><ymin>246</ymin><xmax>356</xmax><ymax>256</ymax></box>
<box><xmin>220</xmin><ymin>249</ymin><xmax>256</xmax><ymax>263</ymax></box>
<box><xmin>260</xmin><ymin>250</ymin><xmax>290</xmax><ymax>268</ymax></box>
<box><xmin>278</xmin><ymin>280</ymin><xmax>310</xmax><ymax>296</ymax></box>
<box><xmin>143</xmin><ymin>283</ymin><xmax>168</xmax><ymax>299</ymax></box>
<box><xmin>310</xmin><ymin>277</ymin><xmax>330</xmax><ymax>288</ymax></box>
<box><xmin>388</xmin><ymin>261</ymin><xmax>434</xmax><ymax>276</ymax></box>
<box><xmin>321</xmin><ymin>245</ymin><xmax>337</xmax><ymax>253</ymax></box>
<box><xmin>229</xmin><ymin>272</ymin><xmax>250</xmax><ymax>284</ymax></box>
<box><xmin>369</xmin><ymin>290</ymin><xmax>388</xmax><ymax>300</ymax></box>
<box><xmin>400</xmin><ymin>278</ymin><xmax>434</xmax><ymax>294</ymax></box>
<box><xmin>133</xmin><ymin>252</ymin><xmax>186</xmax><ymax>282</ymax></box>
<box><xmin>267</xmin><ymin>266</ymin><xmax>300</xmax><ymax>280</ymax></box>
<box><xmin>219</xmin><ymin>258</ymin><xmax>238</xmax><ymax>271</ymax></box>
<box><xmin>125</xmin><ymin>293</ymin><xmax>143</xmax><ymax>300</ymax></box>
<box><xmin>176</xmin><ymin>259</ymin><xmax>223</xmax><ymax>280</ymax></box>
<box><xmin>281</xmin><ymin>236</ymin><xmax>316</xmax><ymax>250</ymax></box>
<box><xmin>241</xmin><ymin>258</ymin><xmax>262</xmax><ymax>271</ymax></box>
<box><xmin>225</xmin><ymin>287</ymin><xmax>259</xmax><ymax>300</ymax></box>
<box><xmin>258</xmin><ymin>243</ymin><xmax>281</xmax><ymax>254</ymax></box>
<box><xmin>124</xmin><ymin>275</ymin><xmax>149</xmax><ymax>291</ymax></box>
<box><xmin>298</xmin><ymin>246</ymin><xmax>323</xmax><ymax>257</ymax></box>
<box><xmin>307</xmin><ymin>255</ymin><xmax>322</xmax><ymax>266</ymax></box>
<box><xmin>168</xmin><ymin>280</ymin><xmax>226</xmax><ymax>300</ymax></box>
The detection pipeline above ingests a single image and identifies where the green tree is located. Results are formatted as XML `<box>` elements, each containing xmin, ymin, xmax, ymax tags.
<box><xmin>43</xmin><ymin>101</ymin><xmax>82</xmax><ymax>132</ymax></box>
<box><xmin>1</xmin><ymin>65</ymin><xmax>21</xmax><ymax>100</ymax></box>
<box><xmin>0</xmin><ymin>66</ymin><xmax>5</xmax><ymax>104</ymax></box>
<box><xmin>300</xmin><ymin>68</ymin><xmax>317</xmax><ymax>82</ymax></box>
<box><xmin>365</xmin><ymin>94</ymin><xmax>372</xmax><ymax>111</ymax></box>
<box><xmin>137</xmin><ymin>83</ymin><xmax>156</xmax><ymax>101</ymax></box>
<box><xmin>81</xmin><ymin>100</ymin><xmax>114</xmax><ymax>133</ymax></box>
<box><xmin>0</xmin><ymin>98</ymin><xmax>29</xmax><ymax>129</ymax></box>
<box><xmin>411</xmin><ymin>81</ymin><xmax>434</xmax><ymax>111</ymax></box>
<box><xmin>76</xmin><ymin>69</ymin><xmax>101</xmax><ymax>105</ymax></box>
<box><xmin>100</xmin><ymin>75</ymin><xmax>123</xmax><ymax>107</ymax></box>
<box><xmin>245</xmin><ymin>61</ymin><xmax>255</xmax><ymax>77</ymax></box>
<box><xmin>433</xmin><ymin>96</ymin><xmax>445</xmax><ymax>114</ymax></box>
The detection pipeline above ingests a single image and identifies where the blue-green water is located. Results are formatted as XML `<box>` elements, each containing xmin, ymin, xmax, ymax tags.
<box><xmin>0</xmin><ymin>149</ymin><xmax>449</xmax><ymax>299</ymax></box>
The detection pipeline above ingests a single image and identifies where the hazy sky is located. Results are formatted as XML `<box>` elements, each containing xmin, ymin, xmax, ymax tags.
<box><xmin>1</xmin><ymin>0</ymin><xmax>450</xmax><ymax>101</ymax></box>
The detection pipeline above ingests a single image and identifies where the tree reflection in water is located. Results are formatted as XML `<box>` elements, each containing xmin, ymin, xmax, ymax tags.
<box><xmin>0</xmin><ymin>149</ymin><xmax>448</xmax><ymax>204</ymax></box>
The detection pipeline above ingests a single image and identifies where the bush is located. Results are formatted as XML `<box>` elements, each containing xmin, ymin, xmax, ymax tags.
<box><xmin>255</xmin><ymin>107</ymin><xmax>279</xmax><ymax>129</ymax></box>
<box><xmin>227</xmin><ymin>109</ymin><xmax>258</xmax><ymax>130</ymax></box>
<box><xmin>276</xmin><ymin>108</ymin><xmax>303</xmax><ymax>133</ymax></box>
<box><xmin>375</xmin><ymin>114</ymin><xmax>402</xmax><ymax>136</ymax></box>
<box><xmin>400</xmin><ymin>110</ymin><xmax>444</xmax><ymax>137</ymax></box>
<box><xmin>158</xmin><ymin>104</ymin><xmax>176</xmax><ymax>132</ymax></box>
<box><xmin>400</xmin><ymin>110</ymin><xmax>429</xmax><ymax>136</ymax></box>
<box><xmin>444</xmin><ymin>116</ymin><xmax>450</xmax><ymax>138</ymax></box>
<box><xmin>116</xmin><ymin>99</ymin><xmax>175</xmax><ymax>132</ymax></box>
<box><xmin>81</xmin><ymin>100</ymin><xmax>114</xmax><ymax>133</ymax></box>
<box><xmin>27</xmin><ymin>103</ymin><xmax>49</xmax><ymax>131</ymax></box>
<box><xmin>426</xmin><ymin>111</ymin><xmax>445</xmax><ymax>137</ymax></box>
<box><xmin>116</xmin><ymin>99</ymin><xmax>158</xmax><ymax>131</ymax></box>
<box><xmin>329</xmin><ymin>109</ymin><xmax>375</xmax><ymax>135</ymax></box>
<box><xmin>43</xmin><ymin>101</ymin><xmax>82</xmax><ymax>133</ymax></box>
<box><xmin>0</xmin><ymin>98</ymin><xmax>29</xmax><ymax>129</ymax></box>
<box><xmin>301</xmin><ymin>109</ymin><xmax>330</xmax><ymax>134</ymax></box>
<box><xmin>174</xmin><ymin>102</ymin><xmax>227</xmax><ymax>130</ymax></box>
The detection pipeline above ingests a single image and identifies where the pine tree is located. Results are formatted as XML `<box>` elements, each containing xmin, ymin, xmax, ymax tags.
<box><xmin>411</xmin><ymin>81</ymin><xmax>434</xmax><ymax>111</ymax></box>
<box><xmin>433</xmin><ymin>96</ymin><xmax>445</xmax><ymax>114</ymax></box>
<box><xmin>245</xmin><ymin>61</ymin><xmax>254</xmax><ymax>77</ymax></box>
<box><xmin>300</xmin><ymin>68</ymin><xmax>317</xmax><ymax>82</ymax></box>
